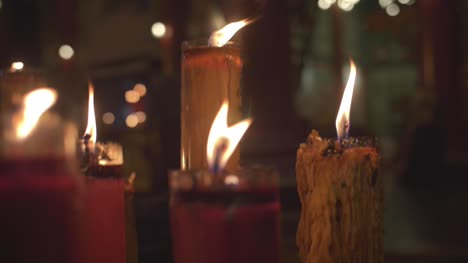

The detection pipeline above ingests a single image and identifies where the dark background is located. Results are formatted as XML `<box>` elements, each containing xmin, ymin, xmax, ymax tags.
<box><xmin>1</xmin><ymin>0</ymin><xmax>467</xmax><ymax>262</ymax></box>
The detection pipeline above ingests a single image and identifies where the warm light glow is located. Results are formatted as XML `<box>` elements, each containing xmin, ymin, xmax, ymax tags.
<box><xmin>133</xmin><ymin>83</ymin><xmax>147</xmax><ymax>96</ymax></box>
<box><xmin>318</xmin><ymin>0</ymin><xmax>332</xmax><ymax>10</ymax></box>
<box><xmin>59</xmin><ymin>45</ymin><xmax>74</xmax><ymax>60</ymax></box>
<box><xmin>151</xmin><ymin>22</ymin><xmax>166</xmax><ymax>38</ymax></box>
<box><xmin>335</xmin><ymin>60</ymin><xmax>356</xmax><ymax>140</ymax></box>
<box><xmin>379</xmin><ymin>0</ymin><xmax>393</xmax><ymax>7</ymax></box>
<box><xmin>208</xmin><ymin>18</ymin><xmax>255</xmax><ymax>47</ymax></box>
<box><xmin>84</xmin><ymin>83</ymin><xmax>97</xmax><ymax>143</ymax></box>
<box><xmin>15</xmin><ymin>88</ymin><xmax>57</xmax><ymax>139</ymax></box>
<box><xmin>338</xmin><ymin>0</ymin><xmax>355</xmax><ymax>11</ymax></box>
<box><xmin>319</xmin><ymin>0</ymin><xmax>359</xmax><ymax>11</ymax></box>
<box><xmin>125</xmin><ymin>114</ymin><xmax>139</xmax><ymax>128</ymax></box>
<box><xmin>224</xmin><ymin>174</ymin><xmax>239</xmax><ymax>186</ymax></box>
<box><xmin>386</xmin><ymin>3</ymin><xmax>400</xmax><ymax>16</ymax></box>
<box><xmin>11</xmin><ymin>61</ymin><xmax>24</xmax><ymax>71</ymax></box>
<box><xmin>135</xmin><ymin>111</ymin><xmax>146</xmax><ymax>123</ymax></box>
<box><xmin>206</xmin><ymin>101</ymin><xmax>252</xmax><ymax>171</ymax></box>
<box><xmin>125</xmin><ymin>90</ymin><xmax>140</xmax><ymax>103</ymax></box>
<box><xmin>210</xmin><ymin>9</ymin><xmax>226</xmax><ymax>30</ymax></box>
<box><xmin>102</xmin><ymin>112</ymin><xmax>115</xmax><ymax>125</ymax></box>
<box><xmin>98</xmin><ymin>143</ymin><xmax>123</xmax><ymax>166</ymax></box>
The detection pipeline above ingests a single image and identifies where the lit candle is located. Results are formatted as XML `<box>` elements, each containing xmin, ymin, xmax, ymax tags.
<box><xmin>171</xmin><ymin>101</ymin><xmax>281</xmax><ymax>263</ymax></box>
<box><xmin>80</xmin><ymin>83</ymin><xmax>138</xmax><ymax>263</ymax></box>
<box><xmin>0</xmin><ymin>88</ymin><xmax>84</xmax><ymax>263</ymax></box>
<box><xmin>295</xmin><ymin>60</ymin><xmax>383</xmax><ymax>262</ymax></box>
<box><xmin>181</xmin><ymin>18</ymin><xmax>254</xmax><ymax>171</ymax></box>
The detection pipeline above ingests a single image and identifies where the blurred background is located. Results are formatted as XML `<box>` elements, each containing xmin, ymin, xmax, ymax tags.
<box><xmin>1</xmin><ymin>0</ymin><xmax>467</xmax><ymax>262</ymax></box>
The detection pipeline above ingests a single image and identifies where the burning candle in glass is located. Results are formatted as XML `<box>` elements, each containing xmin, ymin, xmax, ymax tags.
<box><xmin>181</xmin><ymin>18</ymin><xmax>255</xmax><ymax>171</ymax></box>
<box><xmin>171</xmin><ymin>101</ymin><xmax>281</xmax><ymax>263</ymax></box>
<box><xmin>80</xmin><ymin>83</ymin><xmax>138</xmax><ymax>263</ymax></box>
<box><xmin>295</xmin><ymin>60</ymin><xmax>383</xmax><ymax>263</ymax></box>
<box><xmin>0</xmin><ymin>88</ymin><xmax>84</xmax><ymax>263</ymax></box>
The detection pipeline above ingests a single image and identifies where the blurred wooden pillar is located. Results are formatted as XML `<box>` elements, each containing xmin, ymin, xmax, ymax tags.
<box><xmin>420</xmin><ymin>0</ymin><xmax>463</xmax><ymax>165</ymax></box>
<box><xmin>154</xmin><ymin>0</ymin><xmax>189</xmax><ymax>175</ymax></box>
<box><xmin>240</xmin><ymin>0</ymin><xmax>305</xmax><ymax>160</ymax></box>
<box><xmin>160</xmin><ymin>0</ymin><xmax>189</xmax><ymax>75</ymax></box>
<box><xmin>331</xmin><ymin>5</ymin><xmax>345</xmax><ymax>97</ymax></box>
<box><xmin>0</xmin><ymin>0</ymin><xmax>42</xmax><ymax>66</ymax></box>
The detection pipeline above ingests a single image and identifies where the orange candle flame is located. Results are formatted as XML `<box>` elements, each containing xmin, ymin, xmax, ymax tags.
<box><xmin>206</xmin><ymin>101</ymin><xmax>252</xmax><ymax>172</ymax></box>
<box><xmin>84</xmin><ymin>82</ymin><xmax>97</xmax><ymax>143</ymax></box>
<box><xmin>15</xmin><ymin>88</ymin><xmax>57</xmax><ymax>140</ymax></box>
<box><xmin>208</xmin><ymin>18</ymin><xmax>256</xmax><ymax>47</ymax></box>
<box><xmin>335</xmin><ymin>60</ymin><xmax>357</xmax><ymax>140</ymax></box>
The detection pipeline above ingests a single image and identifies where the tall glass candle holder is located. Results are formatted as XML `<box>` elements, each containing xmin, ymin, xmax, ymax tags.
<box><xmin>169</xmin><ymin>166</ymin><xmax>281</xmax><ymax>263</ymax></box>
<box><xmin>181</xmin><ymin>40</ymin><xmax>243</xmax><ymax>171</ymax></box>
<box><xmin>0</xmin><ymin>105</ymin><xmax>84</xmax><ymax>263</ymax></box>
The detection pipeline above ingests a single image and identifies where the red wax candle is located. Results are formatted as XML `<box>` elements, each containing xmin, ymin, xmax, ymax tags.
<box><xmin>0</xmin><ymin>157</ymin><xmax>84</xmax><ymax>263</ymax></box>
<box><xmin>170</xmin><ymin>169</ymin><xmax>281</xmax><ymax>263</ymax></box>
<box><xmin>82</xmin><ymin>176</ymin><xmax>127</xmax><ymax>263</ymax></box>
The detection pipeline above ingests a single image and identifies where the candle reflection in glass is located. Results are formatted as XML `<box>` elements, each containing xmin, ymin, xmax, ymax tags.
<box><xmin>181</xmin><ymin>18</ymin><xmax>255</xmax><ymax>171</ymax></box>
<box><xmin>171</xmin><ymin>101</ymin><xmax>281</xmax><ymax>263</ymax></box>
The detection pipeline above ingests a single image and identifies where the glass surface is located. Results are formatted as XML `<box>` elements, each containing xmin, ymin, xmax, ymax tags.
<box><xmin>169</xmin><ymin>167</ymin><xmax>281</xmax><ymax>263</ymax></box>
<box><xmin>181</xmin><ymin>40</ymin><xmax>243</xmax><ymax>171</ymax></box>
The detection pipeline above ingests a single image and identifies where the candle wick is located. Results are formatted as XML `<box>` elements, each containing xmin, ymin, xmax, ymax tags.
<box><xmin>211</xmin><ymin>137</ymin><xmax>229</xmax><ymax>175</ymax></box>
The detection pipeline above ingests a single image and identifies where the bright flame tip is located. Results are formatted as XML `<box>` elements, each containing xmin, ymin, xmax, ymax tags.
<box><xmin>84</xmin><ymin>82</ymin><xmax>97</xmax><ymax>143</ymax></box>
<box><xmin>208</xmin><ymin>17</ymin><xmax>257</xmax><ymax>47</ymax></box>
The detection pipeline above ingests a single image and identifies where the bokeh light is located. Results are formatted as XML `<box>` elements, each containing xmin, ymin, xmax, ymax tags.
<box><xmin>338</xmin><ymin>0</ymin><xmax>354</xmax><ymax>11</ymax></box>
<box><xmin>318</xmin><ymin>0</ymin><xmax>331</xmax><ymax>10</ymax></box>
<box><xmin>379</xmin><ymin>0</ymin><xmax>393</xmax><ymax>7</ymax></box>
<box><xmin>125</xmin><ymin>90</ymin><xmax>140</xmax><ymax>103</ymax></box>
<box><xmin>386</xmin><ymin>3</ymin><xmax>400</xmax><ymax>16</ymax></box>
<box><xmin>125</xmin><ymin>114</ymin><xmax>139</xmax><ymax>128</ymax></box>
<box><xmin>59</xmin><ymin>45</ymin><xmax>74</xmax><ymax>60</ymax></box>
<box><xmin>135</xmin><ymin>111</ymin><xmax>147</xmax><ymax>123</ymax></box>
<box><xmin>133</xmin><ymin>83</ymin><xmax>147</xmax><ymax>97</ymax></box>
<box><xmin>11</xmin><ymin>61</ymin><xmax>24</xmax><ymax>71</ymax></box>
<box><xmin>102</xmin><ymin>112</ymin><xmax>115</xmax><ymax>125</ymax></box>
<box><xmin>151</xmin><ymin>22</ymin><xmax>166</xmax><ymax>38</ymax></box>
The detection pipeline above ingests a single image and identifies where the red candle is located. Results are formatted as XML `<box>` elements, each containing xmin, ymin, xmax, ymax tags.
<box><xmin>80</xmin><ymin>84</ymin><xmax>138</xmax><ymax>263</ymax></box>
<box><xmin>170</xmin><ymin>169</ymin><xmax>281</xmax><ymax>263</ymax></box>
<box><xmin>0</xmin><ymin>88</ymin><xmax>86</xmax><ymax>263</ymax></box>
<box><xmin>0</xmin><ymin>157</ymin><xmax>84</xmax><ymax>263</ymax></box>
<box><xmin>82</xmin><ymin>177</ymin><xmax>127</xmax><ymax>263</ymax></box>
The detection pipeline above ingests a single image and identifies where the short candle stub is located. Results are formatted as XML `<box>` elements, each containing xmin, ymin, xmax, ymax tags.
<box><xmin>296</xmin><ymin>129</ymin><xmax>383</xmax><ymax>263</ymax></box>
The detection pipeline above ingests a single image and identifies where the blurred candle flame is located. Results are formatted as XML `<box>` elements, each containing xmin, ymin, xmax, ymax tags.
<box><xmin>207</xmin><ymin>101</ymin><xmax>252</xmax><ymax>172</ymax></box>
<box><xmin>84</xmin><ymin>82</ymin><xmax>97</xmax><ymax>143</ymax></box>
<box><xmin>208</xmin><ymin>18</ymin><xmax>255</xmax><ymax>47</ymax></box>
<box><xmin>15</xmin><ymin>88</ymin><xmax>57</xmax><ymax>139</ymax></box>
<box><xmin>335</xmin><ymin>60</ymin><xmax>357</xmax><ymax>140</ymax></box>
